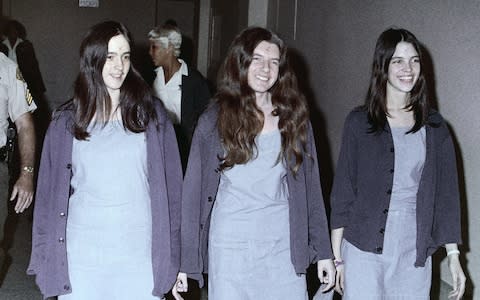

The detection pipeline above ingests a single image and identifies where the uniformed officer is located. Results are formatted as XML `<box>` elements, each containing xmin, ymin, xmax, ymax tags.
<box><xmin>0</xmin><ymin>52</ymin><xmax>36</xmax><ymax>266</ymax></box>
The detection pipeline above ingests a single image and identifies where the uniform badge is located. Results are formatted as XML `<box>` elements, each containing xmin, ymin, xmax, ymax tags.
<box><xmin>16</xmin><ymin>67</ymin><xmax>26</xmax><ymax>82</ymax></box>
<box><xmin>25</xmin><ymin>88</ymin><xmax>33</xmax><ymax>106</ymax></box>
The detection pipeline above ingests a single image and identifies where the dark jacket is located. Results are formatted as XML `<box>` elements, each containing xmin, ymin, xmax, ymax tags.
<box><xmin>179</xmin><ymin>105</ymin><xmax>333</xmax><ymax>286</ymax></box>
<box><xmin>0</xmin><ymin>40</ymin><xmax>46</xmax><ymax>97</ymax></box>
<box><xmin>176</xmin><ymin>66</ymin><xmax>210</xmax><ymax>172</ymax></box>
<box><xmin>330</xmin><ymin>108</ymin><xmax>462</xmax><ymax>267</ymax></box>
<box><xmin>27</xmin><ymin>103</ymin><xmax>182</xmax><ymax>299</ymax></box>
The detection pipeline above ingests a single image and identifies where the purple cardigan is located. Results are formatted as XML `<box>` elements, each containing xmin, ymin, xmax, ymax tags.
<box><xmin>330</xmin><ymin>108</ymin><xmax>462</xmax><ymax>267</ymax></box>
<box><xmin>179</xmin><ymin>106</ymin><xmax>333</xmax><ymax>286</ymax></box>
<box><xmin>27</xmin><ymin>102</ymin><xmax>182</xmax><ymax>299</ymax></box>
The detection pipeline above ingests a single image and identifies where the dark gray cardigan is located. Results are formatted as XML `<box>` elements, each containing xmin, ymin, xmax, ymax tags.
<box><xmin>330</xmin><ymin>108</ymin><xmax>462</xmax><ymax>267</ymax></box>
<box><xmin>179</xmin><ymin>105</ymin><xmax>333</xmax><ymax>286</ymax></box>
<box><xmin>27</xmin><ymin>103</ymin><xmax>182</xmax><ymax>299</ymax></box>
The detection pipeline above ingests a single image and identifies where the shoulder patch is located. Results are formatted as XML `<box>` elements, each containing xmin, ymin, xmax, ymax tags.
<box><xmin>16</xmin><ymin>67</ymin><xmax>26</xmax><ymax>82</ymax></box>
<box><xmin>25</xmin><ymin>87</ymin><xmax>33</xmax><ymax>105</ymax></box>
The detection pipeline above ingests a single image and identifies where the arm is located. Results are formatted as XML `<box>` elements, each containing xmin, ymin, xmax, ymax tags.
<box><xmin>444</xmin><ymin>243</ymin><xmax>466</xmax><ymax>300</ymax></box>
<box><xmin>163</xmin><ymin>116</ymin><xmax>186</xmax><ymax>299</ymax></box>
<box><xmin>10</xmin><ymin>111</ymin><xmax>36</xmax><ymax>213</ymax></box>
<box><xmin>27</xmin><ymin>118</ymin><xmax>54</xmax><ymax>276</ymax></box>
<box><xmin>177</xmin><ymin>117</ymin><xmax>207</xmax><ymax>287</ymax></box>
<box><xmin>331</xmin><ymin>227</ymin><xmax>345</xmax><ymax>295</ymax></box>
<box><xmin>329</xmin><ymin>112</ymin><xmax>357</xmax><ymax>295</ymax></box>
<box><xmin>304</xmin><ymin>124</ymin><xmax>335</xmax><ymax>291</ymax></box>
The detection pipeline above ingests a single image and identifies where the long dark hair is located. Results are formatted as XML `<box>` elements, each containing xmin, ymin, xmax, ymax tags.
<box><xmin>365</xmin><ymin>28</ymin><xmax>428</xmax><ymax>133</ymax></box>
<box><xmin>72</xmin><ymin>20</ymin><xmax>156</xmax><ymax>139</ymax></box>
<box><xmin>215</xmin><ymin>27</ymin><xmax>309</xmax><ymax>174</ymax></box>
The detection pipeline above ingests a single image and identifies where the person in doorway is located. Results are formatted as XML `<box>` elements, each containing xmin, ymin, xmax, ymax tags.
<box><xmin>173</xmin><ymin>27</ymin><xmax>335</xmax><ymax>300</ymax></box>
<box><xmin>27</xmin><ymin>21</ymin><xmax>183</xmax><ymax>300</ymax></box>
<box><xmin>148</xmin><ymin>23</ymin><xmax>210</xmax><ymax>173</ymax></box>
<box><xmin>330</xmin><ymin>28</ymin><xmax>466</xmax><ymax>299</ymax></box>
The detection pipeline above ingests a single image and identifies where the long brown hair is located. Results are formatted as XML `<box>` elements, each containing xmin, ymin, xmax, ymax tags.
<box><xmin>72</xmin><ymin>21</ymin><xmax>156</xmax><ymax>140</ymax></box>
<box><xmin>216</xmin><ymin>27</ymin><xmax>309</xmax><ymax>174</ymax></box>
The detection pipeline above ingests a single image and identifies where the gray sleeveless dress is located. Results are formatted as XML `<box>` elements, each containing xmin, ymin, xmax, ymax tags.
<box><xmin>208</xmin><ymin>129</ymin><xmax>308</xmax><ymax>300</ymax></box>
<box><xmin>342</xmin><ymin>126</ymin><xmax>431</xmax><ymax>300</ymax></box>
<box><xmin>59</xmin><ymin>121</ymin><xmax>159</xmax><ymax>300</ymax></box>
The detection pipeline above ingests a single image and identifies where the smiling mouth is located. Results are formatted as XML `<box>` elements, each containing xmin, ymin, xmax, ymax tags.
<box><xmin>255</xmin><ymin>75</ymin><xmax>269</xmax><ymax>81</ymax></box>
<box><xmin>398</xmin><ymin>75</ymin><xmax>414</xmax><ymax>81</ymax></box>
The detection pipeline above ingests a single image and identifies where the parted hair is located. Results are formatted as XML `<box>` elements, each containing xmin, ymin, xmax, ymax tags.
<box><xmin>365</xmin><ymin>27</ymin><xmax>429</xmax><ymax>133</ymax></box>
<box><xmin>215</xmin><ymin>27</ymin><xmax>309</xmax><ymax>175</ymax></box>
<box><xmin>72</xmin><ymin>20</ymin><xmax>156</xmax><ymax>139</ymax></box>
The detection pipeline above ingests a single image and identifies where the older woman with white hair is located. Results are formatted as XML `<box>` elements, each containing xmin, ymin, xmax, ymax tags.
<box><xmin>148</xmin><ymin>23</ymin><xmax>211</xmax><ymax>173</ymax></box>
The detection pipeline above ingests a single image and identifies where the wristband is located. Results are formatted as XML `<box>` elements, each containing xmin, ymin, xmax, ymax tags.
<box><xmin>447</xmin><ymin>249</ymin><xmax>460</xmax><ymax>256</ymax></box>
<box><xmin>334</xmin><ymin>259</ymin><xmax>344</xmax><ymax>267</ymax></box>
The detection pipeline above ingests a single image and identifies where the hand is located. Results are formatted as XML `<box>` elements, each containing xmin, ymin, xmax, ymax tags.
<box><xmin>172</xmin><ymin>272</ymin><xmax>188</xmax><ymax>300</ymax></box>
<box><xmin>447</xmin><ymin>255</ymin><xmax>466</xmax><ymax>300</ymax></box>
<box><xmin>317</xmin><ymin>259</ymin><xmax>336</xmax><ymax>292</ymax></box>
<box><xmin>334</xmin><ymin>263</ymin><xmax>345</xmax><ymax>295</ymax></box>
<box><xmin>10</xmin><ymin>173</ymin><xmax>34</xmax><ymax>213</ymax></box>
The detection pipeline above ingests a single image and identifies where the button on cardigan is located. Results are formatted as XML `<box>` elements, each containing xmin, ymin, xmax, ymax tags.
<box><xmin>27</xmin><ymin>102</ymin><xmax>182</xmax><ymax>299</ymax></box>
<box><xmin>179</xmin><ymin>105</ymin><xmax>333</xmax><ymax>286</ymax></box>
<box><xmin>330</xmin><ymin>108</ymin><xmax>462</xmax><ymax>267</ymax></box>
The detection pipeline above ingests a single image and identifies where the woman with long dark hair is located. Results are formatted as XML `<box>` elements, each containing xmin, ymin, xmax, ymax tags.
<box><xmin>173</xmin><ymin>27</ymin><xmax>335</xmax><ymax>300</ymax></box>
<box><xmin>28</xmin><ymin>21</ymin><xmax>183</xmax><ymax>300</ymax></box>
<box><xmin>330</xmin><ymin>28</ymin><xmax>466</xmax><ymax>299</ymax></box>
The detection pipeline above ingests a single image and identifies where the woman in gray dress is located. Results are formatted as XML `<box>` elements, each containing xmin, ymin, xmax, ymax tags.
<box><xmin>173</xmin><ymin>27</ymin><xmax>335</xmax><ymax>300</ymax></box>
<box><xmin>28</xmin><ymin>21</ymin><xmax>183</xmax><ymax>300</ymax></box>
<box><xmin>329</xmin><ymin>28</ymin><xmax>466</xmax><ymax>299</ymax></box>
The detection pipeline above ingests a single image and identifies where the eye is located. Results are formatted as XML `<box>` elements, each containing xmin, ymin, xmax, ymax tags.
<box><xmin>106</xmin><ymin>55</ymin><xmax>114</xmax><ymax>60</ymax></box>
<box><xmin>271</xmin><ymin>60</ymin><xmax>279</xmax><ymax>66</ymax></box>
<box><xmin>412</xmin><ymin>57</ymin><xmax>420</xmax><ymax>63</ymax></box>
<box><xmin>391</xmin><ymin>59</ymin><xmax>402</xmax><ymax>64</ymax></box>
<box><xmin>122</xmin><ymin>54</ymin><xmax>130</xmax><ymax>61</ymax></box>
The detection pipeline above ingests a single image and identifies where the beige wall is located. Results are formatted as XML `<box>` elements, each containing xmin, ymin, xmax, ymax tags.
<box><xmin>279</xmin><ymin>0</ymin><xmax>479</xmax><ymax>298</ymax></box>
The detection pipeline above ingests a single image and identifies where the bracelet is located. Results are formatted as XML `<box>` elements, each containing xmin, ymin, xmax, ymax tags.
<box><xmin>447</xmin><ymin>249</ymin><xmax>460</xmax><ymax>256</ymax></box>
<box><xmin>334</xmin><ymin>259</ymin><xmax>344</xmax><ymax>267</ymax></box>
<box><xmin>22</xmin><ymin>166</ymin><xmax>34</xmax><ymax>174</ymax></box>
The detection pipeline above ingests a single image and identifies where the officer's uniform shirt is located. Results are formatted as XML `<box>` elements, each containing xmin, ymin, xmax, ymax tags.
<box><xmin>0</xmin><ymin>52</ymin><xmax>36</xmax><ymax>148</ymax></box>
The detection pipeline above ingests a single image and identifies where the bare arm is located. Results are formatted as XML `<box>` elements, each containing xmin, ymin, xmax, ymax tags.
<box><xmin>445</xmin><ymin>243</ymin><xmax>466</xmax><ymax>300</ymax></box>
<box><xmin>331</xmin><ymin>227</ymin><xmax>345</xmax><ymax>295</ymax></box>
<box><xmin>10</xmin><ymin>111</ymin><xmax>35</xmax><ymax>213</ymax></box>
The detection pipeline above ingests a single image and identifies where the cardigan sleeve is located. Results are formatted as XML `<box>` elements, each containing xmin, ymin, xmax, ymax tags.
<box><xmin>330</xmin><ymin>111</ymin><xmax>358</xmax><ymax>229</ymax></box>
<box><xmin>432</xmin><ymin>126</ymin><xmax>462</xmax><ymax>246</ymax></box>
<box><xmin>179</xmin><ymin>117</ymin><xmax>205</xmax><ymax>283</ymax></box>
<box><xmin>26</xmin><ymin>119</ymin><xmax>55</xmax><ymax>279</ymax></box>
<box><xmin>305</xmin><ymin>123</ymin><xmax>334</xmax><ymax>262</ymax></box>
<box><xmin>163</xmin><ymin>114</ymin><xmax>183</xmax><ymax>277</ymax></box>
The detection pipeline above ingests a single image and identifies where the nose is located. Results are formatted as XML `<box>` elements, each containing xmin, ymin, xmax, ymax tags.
<box><xmin>262</xmin><ymin>60</ymin><xmax>270</xmax><ymax>72</ymax></box>
<box><xmin>114</xmin><ymin>57</ymin><xmax>123</xmax><ymax>70</ymax></box>
<box><xmin>404</xmin><ymin>61</ymin><xmax>413</xmax><ymax>71</ymax></box>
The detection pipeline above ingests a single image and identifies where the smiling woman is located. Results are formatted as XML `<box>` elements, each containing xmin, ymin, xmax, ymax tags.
<box><xmin>329</xmin><ymin>28</ymin><xmax>466</xmax><ymax>300</ymax></box>
<box><xmin>102</xmin><ymin>34</ymin><xmax>131</xmax><ymax>103</ymax></box>
<box><xmin>27</xmin><ymin>21</ymin><xmax>183</xmax><ymax>300</ymax></box>
<box><xmin>175</xmin><ymin>27</ymin><xmax>335</xmax><ymax>300</ymax></box>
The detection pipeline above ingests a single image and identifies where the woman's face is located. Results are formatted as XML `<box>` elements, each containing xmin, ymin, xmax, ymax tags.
<box><xmin>102</xmin><ymin>34</ymin><xmax>131</xmax><ymax>96</ymax></box>
<box><xmin>387</xmin><ymin>41</ymin><xmax>420</xmax><ymax>95</ymax></box>
<box><xmin>149</xmin><ymin>40</ymin><xmax>169</xmax><ymax>67</ymax></box>
<box><xmin>247</xmin><ymin>41</ymin><xmax>280</xmax><ymax>97</ymax></box>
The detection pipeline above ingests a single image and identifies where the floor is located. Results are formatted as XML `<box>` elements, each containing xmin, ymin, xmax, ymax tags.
<box><xmin>0</xmin><ymin>208</ymin><xmax>42</xmax><ymax>299</ymax></box>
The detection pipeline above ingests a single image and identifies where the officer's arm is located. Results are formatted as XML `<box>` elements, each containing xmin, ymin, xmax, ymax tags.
<box><xmin>10</xmin><ymin>111</ymin><xmax>35</xmax><ymax>213</ymax></box>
